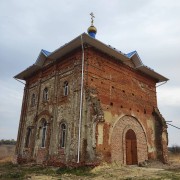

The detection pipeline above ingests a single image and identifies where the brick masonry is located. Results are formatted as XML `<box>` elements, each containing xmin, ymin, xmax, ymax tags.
<box><xmin>15</xmin><ymin>45</ymin><xmax>168</xmax><ymax>166</ymax></box>
<box><xmin>111</xmin><ymin>115</ymin><xmax>148</xmax><ymax>164</ymax></box>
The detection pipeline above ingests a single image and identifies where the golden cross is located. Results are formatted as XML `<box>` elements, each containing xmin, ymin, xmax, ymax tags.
<box><xmin>90</xmin><ymin>12</ymin><xmax>95</xmax><ymax>25</ymax></box>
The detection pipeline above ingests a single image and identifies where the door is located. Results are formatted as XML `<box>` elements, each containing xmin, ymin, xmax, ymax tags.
<box><xmin>126</xmin><ymin>129</ymin><xmax>137</xmax><ymax>165</ymax></box>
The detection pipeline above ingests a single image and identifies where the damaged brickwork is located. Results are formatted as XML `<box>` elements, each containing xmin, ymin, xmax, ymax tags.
<box><xmin>15</xmin><ymin>37</ymin><xmax>168</xmax><ymax>166</ymax></box>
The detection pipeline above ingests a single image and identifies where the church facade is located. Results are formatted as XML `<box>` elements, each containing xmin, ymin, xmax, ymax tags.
<box><xmin>14</xmin><ymin>26</ymin><xmax>169</xmax><ymax>166</ymax></box>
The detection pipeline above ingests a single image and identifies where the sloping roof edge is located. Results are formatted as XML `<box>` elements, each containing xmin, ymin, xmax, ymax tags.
<box><xmin>48</xmin><ymin>33</ymin><xmax>130</xmax><ymax>62</ymax></box>
<box><xmin>14</xmin><ymin>33</ymin><xmax>168</xmax><ymax>82</ymax></box>
<box><xmin>126</xmin><ymin>51</ymin><xmax>168</xmax><ymax>82</ymax></box>
<box><xmin>14</xmin><ymin>49</ymin><xmax>51</xmax><ymax>79</ymax></box>
<box><xmin>137</xmin><ymin>66</ymin><xmax>169</xmax><ymax>82</ymax></box>
<box><xmin>14</xmin><ymin>64</ymin><xmax>41</xmax><ymax>79</ymax></box>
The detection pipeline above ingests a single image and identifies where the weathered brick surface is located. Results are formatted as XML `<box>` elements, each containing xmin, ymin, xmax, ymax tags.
<box><xmin>111</xmin><ymin>115</ymin><xmax>148</xmax><ymax>164</ymax></box>
<box><xmin>15</xmin><ymin>45</ymin><xmax>168</xmax><ymax>166</ymax></box>
<box><xmin>84</xmin><ymin>47</ymin><xmax>168</xmax><ymax>164</ymax></box>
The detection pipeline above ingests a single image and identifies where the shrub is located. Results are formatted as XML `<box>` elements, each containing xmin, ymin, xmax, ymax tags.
<box><xmin>0</xmin><ymin>139</ymin><xmax>16</xmax><ymax>145</ymax></box>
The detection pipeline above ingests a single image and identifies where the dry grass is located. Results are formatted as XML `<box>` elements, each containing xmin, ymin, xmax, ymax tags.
<box><xmin>169</xmin><ymin>152</ymin><xmax>180</xmax><ymax>164</ymax></box>
<box><xmin>0</xmin><ymin>145</ymin><xmax>15</xmax><ymax>163</ymax></box>
<box><xmin>0</xmin><ymin>146</ymin><xmax>180</xmax><ymax>179</ymax></box>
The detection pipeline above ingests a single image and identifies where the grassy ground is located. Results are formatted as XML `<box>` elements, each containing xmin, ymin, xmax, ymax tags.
<box><xmin>1</xmin><ymin>161</ymin><xmax>180</xmax><ymax>180</ymax></box>
<box><xmin>1</xmin><ymin>145</ymin><xmax>180</xmax><ymax>179</ymax></box>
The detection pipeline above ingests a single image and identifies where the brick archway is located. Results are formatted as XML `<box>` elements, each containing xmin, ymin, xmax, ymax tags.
<box><xmin>111</xmin><ymin>115</ymin><xmax>148</xmax><ymax>164</ymax></box>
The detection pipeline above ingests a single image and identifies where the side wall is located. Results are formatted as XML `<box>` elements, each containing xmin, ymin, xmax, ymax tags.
<box><xmin>84</xmin><ymin>47</ymin><xmax>167</xmax><ymax>164</ymax></box>
<box><xmin>16</xmin><ymin>49</ymin><xmax>84</xmax><ymax>165</ymax></box>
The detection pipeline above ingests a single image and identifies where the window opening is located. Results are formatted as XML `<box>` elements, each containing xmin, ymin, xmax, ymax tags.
<box><xmin>25</xmin><ymin>127</ymin><xmax>31</xmax><ymax>148</ymax></box>
<box><xmin>41</xmin><ymin>121</ymin><xmax>47</xmax><ymax>147</ymax></box>
<box><xmin>60</xmin><ymin>123</ymin><xmax>66</xmax><ymax>148</ymax></box>
<box><xmin>43</xmin><ymin>88</ymin><xmax>48</xmax><ymax>101</ymax></box>
<box><xmin>31</xmin><ymin>94</ymin><xmax>36</xmax><ymax>106</ymax></box>
<box><xmin>64</xmin><ymin>82</ymin><xmax>68</xmax><ymax>96</ymax></box>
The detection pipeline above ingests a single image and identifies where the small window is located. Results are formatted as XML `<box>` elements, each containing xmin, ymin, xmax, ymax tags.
<box><xmin>31</xmin><ymin>94</ymin><xmax>36</xmax><ymax>106</ymax></box>
<box><xmin>64</xmin><ymin>81</ymin><xmax>68</xmax><ymax>96</ymax></box>
<box><xmin>60</xmin><ymin>123</ymin><xmax>66</xmax><ymax>148</ymax></box>
<box><xmin>25</xmin><ymin>127</ymin><xmax>31</xmax><ymax>148</ymax></box>
<box><xmin>43</xmin><ymin>88</ymin><xmax>48</xmax><ymax>101</ymax></box>
<box><xmin>41</xmin><ymin>120</ymin><xmax>47</xmax><ymax>147</ymax></box>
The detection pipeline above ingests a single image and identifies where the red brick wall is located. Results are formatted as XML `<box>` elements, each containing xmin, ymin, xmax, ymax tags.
<box><xmin>85</xmin><ymin>47</ymin><xmax>159</xmax><ymax>164</ymax></box>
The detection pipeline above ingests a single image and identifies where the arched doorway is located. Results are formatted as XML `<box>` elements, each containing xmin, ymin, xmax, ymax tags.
<box><xmin>111</xmin><ymin>116</ymin><xmax>147</xmax><ymax>164</ymax></box>
<box><xmin>126</xmin><ymin>129</ymin><xmax>137</xmax><ymax>165</ymax></box>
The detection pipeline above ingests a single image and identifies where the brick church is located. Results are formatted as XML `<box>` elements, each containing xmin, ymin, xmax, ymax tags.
<box><xmin>14</xmin><ymin>15</ymin><xmax>169</xmax><ymax>166</ymax></box>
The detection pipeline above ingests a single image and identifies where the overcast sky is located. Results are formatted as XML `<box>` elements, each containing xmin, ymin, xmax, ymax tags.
<box><xmin>0</xmin><ymin>0</ymin><xmax>180</xmax><ymax>146</ymax></box>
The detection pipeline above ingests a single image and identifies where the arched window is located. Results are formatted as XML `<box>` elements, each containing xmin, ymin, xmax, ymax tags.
<box><xmin>41</xmin><ymin>120</ymin><xmax>47</xmax><ymax>147</ymax></box>
<box><xmin>60</xmin><ymin>123</ymin><xmax>66</xmax><ymax>148</ymax></box>
<box><xmin>25</xmin><ymin>127</ymin><xmax>31</xmax><ymax>148</ymax></box>
<box><xmin>43</xmin><ymin>88</ymin><xmax>48</xmax><ymax>101</ymax></box>
<box><xmin>31</xmin><ymin>94</ymin><xmax>36</xmax><ymax>106</ymax></box>
<box><xmin>64</xmin><ymin>81</ymin><xmax>68</xmax><ymax>96</ymax></box>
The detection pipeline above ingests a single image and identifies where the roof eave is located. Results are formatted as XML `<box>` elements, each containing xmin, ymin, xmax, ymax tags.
<box><xmin>137</xmin><ymin>66</ymin><xmax>169</xmax><ymax>83</ymax></box>
<box><xmin>83</xmin><ymin>33</ymin><xmax>129</xmax><ymax>62</ymax></box>
<box><xmin>14</xmin><ymin>33</ymin><xmax>169</xmax><ymax>83</ymax></box>
<box><xmin>48</xmin><ymin>33</ymin><xmax>130</xmax><ymax>62</ymax></box>
<box><xmin>129</xmin><ymin>52</ymin><xmax>168</xmax><ymax>83</ymax></box>
<box><xmin>14</xmin><ymin>64</ymin><xmax>41</xmax><ymax>80</ymax></box>
<box><xmin>48</xmin><ymin>33</ymin><xmax>84</xmax><ymax>60</ymax></box>
<box><xmin>14</xmin><ymin>49</ymin><xmax>50</xmax><ymax>80</ymax></box>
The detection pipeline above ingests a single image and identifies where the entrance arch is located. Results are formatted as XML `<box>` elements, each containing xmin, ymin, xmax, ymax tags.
<box><xmin>111</xmin><ymin>115</ymin><xmax>148</xmax><ymax>164</ymax></box>
<box><xmin>126</xmin><ymin>129</ymin><xmax>137</xmax><ymax>165</ymax></box>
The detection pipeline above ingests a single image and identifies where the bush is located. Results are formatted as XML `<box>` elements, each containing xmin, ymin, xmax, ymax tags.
<box><xmin>0</xmin><ymin>139</ymin><xmax>16</xmax><ymax>145</ymax></box>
